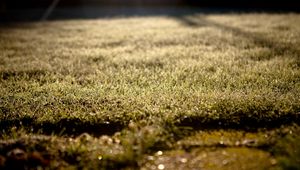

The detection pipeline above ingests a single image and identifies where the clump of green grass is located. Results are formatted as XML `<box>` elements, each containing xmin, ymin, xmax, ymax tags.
<box><xmin>271</xmin><ymin>125</ymin><xmax>300</xmax><ymax>170</ymax></box>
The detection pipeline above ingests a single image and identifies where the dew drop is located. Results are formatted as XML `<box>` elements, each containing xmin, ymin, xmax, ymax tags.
<box><xmin>156</xmin><ymin>151</ymin><xmax>163</xmax><ymax>156</ymax></box>
<box><xmin>98</xmin><ymin>155</ymin><xmax>103</xmax><ymax>160</ymax></box>
<box><xmin>158</xmin><ymin>164</ymin><xmax>165</xmax><ymax>170</ymax></box>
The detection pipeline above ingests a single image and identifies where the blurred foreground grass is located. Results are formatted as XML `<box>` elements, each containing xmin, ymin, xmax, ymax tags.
<box><xmin>0</xmin><ymin>13</ymin><xmax>300</xmax><ymax>169</ymax></box>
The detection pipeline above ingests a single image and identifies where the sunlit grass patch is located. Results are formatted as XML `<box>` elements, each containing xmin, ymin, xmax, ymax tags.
<box><xmin>0</xmin><ymin>12</ymin><xmax>299</xmax><ymax>169</ymax></box>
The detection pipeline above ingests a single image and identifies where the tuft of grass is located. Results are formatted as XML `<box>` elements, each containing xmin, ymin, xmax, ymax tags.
<box><xmin>271</xmin><ymin>126</ymin><xmax>300</xmax><ymax>170</ymax></box>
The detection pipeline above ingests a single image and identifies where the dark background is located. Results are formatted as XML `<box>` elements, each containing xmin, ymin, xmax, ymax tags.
<box><xmin>1</xmin><ymin>0</ymin><xmax>300</xmax><ymax>9</ymax></box>
<box><xmin>1</xmin><ymin>0</ymin><xmax>300</xmax><ymax>22</ymax></box>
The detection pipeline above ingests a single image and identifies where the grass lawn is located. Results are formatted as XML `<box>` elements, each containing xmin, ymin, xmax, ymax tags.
<box><xmin>0</xmin><ymin>12</ymin><xmax>300</xmax><ymax>169</ymax></box>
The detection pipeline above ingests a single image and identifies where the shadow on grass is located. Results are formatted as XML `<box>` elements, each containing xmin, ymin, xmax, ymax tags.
<box><xmin>0</xmin><ymin>116</ymin><xmax>125</xmax><ymax>137</ymax></box>
<box><xmin>0</xmin><ymin>70</ymin><xmax>48</xmax><ymax>80</ymax></box>
<box><xmin>1</xmin><ymin>112</ymin><xmax>299</xmax><ymax>138</ymax></box>
<box><xmin>178</xmin><ymin>15</ymin><xmax>300</xmax><ymax>62</ymax></box>
<box><xmin>176</xmin><ymin>113</ymin><xmax>300</xmax><ymax>131</ymax></box>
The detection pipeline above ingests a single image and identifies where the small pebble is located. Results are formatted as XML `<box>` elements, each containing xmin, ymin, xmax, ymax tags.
<box><xmin>222</xmin><ymin>160</ymin><xmax>229</xmax><ymax>165</ymax></box>
<box><xmin>7</xmin><ymin>148</ymin><xmax>27</xmax><ymax>161</ymax></box>
<box><xmin>77</xmin><ymin>133</ymin><xmax>92</xmax><ymax>142</ymax></box>
<box><xmin>128</xmin><ymin>121</ymin><xmax>137</xmax><ymax>130</ymax></box>
<box><xmin>180</xmin><ymin>158</ymin><xmax>188</xmax><ymax>163</ymax></box>
<box><xmin>271</xmin><ymin>159</ymin><xmax>277</xmax><ymax>165</ymax></box>
<box><xmin>100</xmin><ymin>135</ymin><xmax>113</xmax><ymax>145</ymax></box>
<box><xmin>147</xmin><ymin>156</ymin><xmax>154</xmax><ymax>161</ymax></box>
<box><xmin>242</xmin><ymin>139</ymin><xmax>256</xmax><ymax>145</ymax></box>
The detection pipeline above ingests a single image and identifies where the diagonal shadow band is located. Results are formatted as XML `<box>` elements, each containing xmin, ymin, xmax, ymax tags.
<box><xmin>177</xmin><ymin>15</ymin><xmax>300</xmax><ymax>62</ymax></box>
